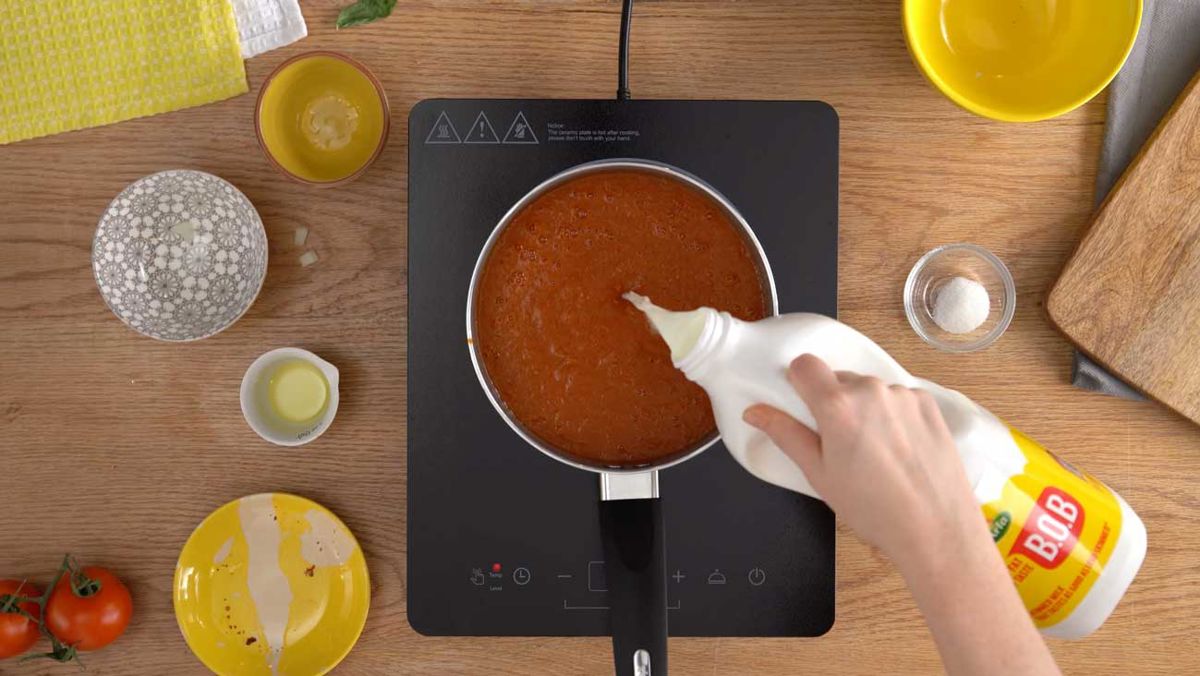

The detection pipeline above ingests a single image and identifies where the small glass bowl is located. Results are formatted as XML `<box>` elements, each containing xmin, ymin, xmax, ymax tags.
<box><xmin>904</xmin><ymin>244</ymin><xmax>1015</xmax><ymax>352</ymax></box>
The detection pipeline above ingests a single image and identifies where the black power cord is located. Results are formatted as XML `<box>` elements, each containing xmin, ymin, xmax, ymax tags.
<box><xmin>617</xmin><ymin>0</ymin><xmax>634</xmax><ymax>100</ymax></box>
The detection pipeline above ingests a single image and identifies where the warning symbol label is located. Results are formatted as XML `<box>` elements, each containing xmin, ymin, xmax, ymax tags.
<box><xmin>463</xmin><ymin>112</ymin><xmax>500</xmax><ymax>144</ymax></box>
<box><xmin>425</xmin><ymin>111</ymin><xmax>461</xmax><ymax>144</ymax></box>
<box><xmin>502</xmin><ymin>112</ymin><xmax>538</xmax><ymax>144</ymax></box>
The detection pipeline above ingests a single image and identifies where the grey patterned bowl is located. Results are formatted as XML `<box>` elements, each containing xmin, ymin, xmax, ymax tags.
<box><xmin>92</xmin><ymin>170</ymin><xmax>268</xmax><ymax>341</ymax></box>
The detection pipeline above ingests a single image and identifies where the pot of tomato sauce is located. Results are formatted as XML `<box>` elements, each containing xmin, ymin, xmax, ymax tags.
<box><xmin>467</xmin><ymin>159</ymin><xmax>777</xmax><ymax>676</ymax></box>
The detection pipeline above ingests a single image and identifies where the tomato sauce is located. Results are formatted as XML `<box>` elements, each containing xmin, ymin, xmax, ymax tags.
<box><xmin>475</xmin><ymin>169</ymin><xmax>770</xmax><ymax>467</ymax></box>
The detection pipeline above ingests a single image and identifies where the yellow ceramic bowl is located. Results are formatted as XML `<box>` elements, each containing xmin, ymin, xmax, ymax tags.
<box><xmin>256</xmin><ymin>52</ymin><xmax>389</xmax><ymax>185</ymax></box>
<box><xmin>174</xmin><ymin>494</ymin><xmax>370</xmax><ymax>676</ymax></box>
<box><xmin>903</xmin><ymin>0</ymin><xmax>1142</xmax><ymax>122</ymax></box>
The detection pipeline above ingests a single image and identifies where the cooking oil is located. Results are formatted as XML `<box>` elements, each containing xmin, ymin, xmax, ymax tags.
<box><xmin>267</xmin><ymin>359</ymin><xmax>329</xmax><ymax>423</ymax></box>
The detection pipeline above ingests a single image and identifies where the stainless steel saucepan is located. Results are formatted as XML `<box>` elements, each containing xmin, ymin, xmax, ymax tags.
<box><xmin>466</xmin><ymin>158</ymin><xmax>778</xmax><ymax>676</ymax></box>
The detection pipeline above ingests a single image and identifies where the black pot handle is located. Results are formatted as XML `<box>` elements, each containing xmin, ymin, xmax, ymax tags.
<box><xmin>599</xmin><ymin>497</ymin><xmax>667</xmax><ymax>676</ymax></box>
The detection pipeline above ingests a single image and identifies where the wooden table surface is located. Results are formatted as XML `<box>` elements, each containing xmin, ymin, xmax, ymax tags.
<box><xmin>2</xmin><ymin>1</ymin><xmax>1197</xmax><ymax>674</ymax></box>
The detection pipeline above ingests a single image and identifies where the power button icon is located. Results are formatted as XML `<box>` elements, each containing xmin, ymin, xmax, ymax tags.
<box><xmin>748</xmin><ymin>568</ymin><xmax>766</xmax><ymax>586</ymax></box>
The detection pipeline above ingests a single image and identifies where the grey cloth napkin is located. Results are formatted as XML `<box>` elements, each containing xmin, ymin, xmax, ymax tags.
<box><xmin>1071</xmin><ymin>0</ymin><xmax>1200</xmax><ymax>399</ymax></box>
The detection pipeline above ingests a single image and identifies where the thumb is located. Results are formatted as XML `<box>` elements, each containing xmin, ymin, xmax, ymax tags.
<box><xmin>743</xmin><ymin>404</ymin><xmax>823</xmax><ymax>482</ymax></box>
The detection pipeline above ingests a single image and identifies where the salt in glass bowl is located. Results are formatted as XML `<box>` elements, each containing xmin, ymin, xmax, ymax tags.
<box><xmin>903</xmin><ymin>243</ymin><xmax>1015</xmax><ymax>353</ymax></box>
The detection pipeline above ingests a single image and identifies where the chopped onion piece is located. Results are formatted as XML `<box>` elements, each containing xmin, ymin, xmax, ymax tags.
<box><xmin>294</xmin><ymin>226</ymin><xmax>309</xmax><ymax>246</ymax></box>
<box><xmin>299</xmin><ymin>250</ymin><xmax>319</xmax><ymax>267</ymax></box>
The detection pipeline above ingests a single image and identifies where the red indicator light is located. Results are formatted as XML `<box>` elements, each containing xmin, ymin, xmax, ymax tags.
<box><xmin>492</xmin><ymin>563</ymin><xmax>502</xmax><ymax>573</ymax></box>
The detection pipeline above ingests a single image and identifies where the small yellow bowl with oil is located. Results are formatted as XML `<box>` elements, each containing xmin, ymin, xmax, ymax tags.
<box><xmin>241</xmin><ymin>347</ymin><xmax>340</xmax><ymax>447</ymax></box>
<box><xmin>256</xmin><ymin>51</ymin><xmax>390</xmax><ymax>186</ymax></box>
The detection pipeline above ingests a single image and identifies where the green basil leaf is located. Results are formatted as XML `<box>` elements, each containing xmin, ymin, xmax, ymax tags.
<box><xmin>336</xmin><ymin>0</ymin><xmax>397</xmax><ymax>29</ymax></box>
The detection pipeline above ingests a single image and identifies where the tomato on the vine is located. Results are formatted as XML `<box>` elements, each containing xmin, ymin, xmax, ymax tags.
<box><xmin>44</xmin><ymin>566</ymin><xmax>132</xmax><ymax>651</ymax></box>
<box><xmin>0</xmin><ymin>579</ymin><xmax>42</xmax><ymax>659</ymax></box>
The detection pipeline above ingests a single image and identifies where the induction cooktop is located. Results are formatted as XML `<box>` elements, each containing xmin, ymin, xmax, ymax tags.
<box><xmin>407</xmin><ymin>99</ymin><xmax>838</xmax><ymax>637</ymax></box>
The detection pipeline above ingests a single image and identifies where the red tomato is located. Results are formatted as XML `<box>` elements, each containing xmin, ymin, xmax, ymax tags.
<box><xmin>0</xmin><ymin>579</ymin><xmax>42</xmax><ymax>659</ymax></box>
<box><xmin>45</xmin><ymin>567</ymin><xmax>132</xmax><ymax>651</ymax></box>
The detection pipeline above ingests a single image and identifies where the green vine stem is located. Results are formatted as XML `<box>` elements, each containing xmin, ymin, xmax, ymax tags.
<box><xmin>65</xmin><ymin>556</ymin><xmax>101</xmax><ymax>598</ymax></box>
<box><xmin>8</xmin><ymin>555</ymin><xmax>87</xmax><ymax>666</ymax></box>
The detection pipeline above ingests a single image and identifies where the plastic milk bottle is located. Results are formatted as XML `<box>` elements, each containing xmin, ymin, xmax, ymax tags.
<box><xmin>626</xmin><ymin>293</ymin><xmax>1146</xmax><ymax>638</ymax></box>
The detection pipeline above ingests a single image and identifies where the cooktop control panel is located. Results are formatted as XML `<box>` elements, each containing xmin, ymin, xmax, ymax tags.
<box><xmin>468</xmin><ymin>559</ymin><xmax>769</xmax><ymax>597</ymax></box>
<box><xmin>408</xmin><ymin>99</ymin><xmax>838</xmax><ymax>637</ymax></box>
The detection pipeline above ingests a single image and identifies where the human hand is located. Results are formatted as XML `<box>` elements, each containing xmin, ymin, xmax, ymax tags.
<box><xmin>742</xmin><ymin>354</ymin><xmax>987</xmax><ymax>573</ymax></box>
<box><xmin>744</xmin><ymin>354</ymin><xmax>1059</xmax><ymax>676</ymax></box>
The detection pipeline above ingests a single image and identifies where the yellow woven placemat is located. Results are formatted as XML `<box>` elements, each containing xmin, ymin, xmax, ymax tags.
<box><xmin>0</xmin><ymin>0</ymin><xmax>248</xmax><ymax>145</ymax></box>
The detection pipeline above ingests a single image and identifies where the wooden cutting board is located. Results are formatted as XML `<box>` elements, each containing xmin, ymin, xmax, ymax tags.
<box><xmin>1048</xmin><ymin>68</ymin><xmax>1200</xmax><ymax>422</ymax></box>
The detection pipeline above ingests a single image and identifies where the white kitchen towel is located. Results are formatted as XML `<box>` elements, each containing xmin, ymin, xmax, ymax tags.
<box><xmin>231</xmin><ymin>0</ymin><xmax>307</xmax><ymax>58</ymax></box>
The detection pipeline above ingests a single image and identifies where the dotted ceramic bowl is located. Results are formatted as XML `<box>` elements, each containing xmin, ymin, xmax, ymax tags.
<box><xmin>92</xmin><ymin>170</ymin><xmax>268</xmax><ymax>341</ymax></box>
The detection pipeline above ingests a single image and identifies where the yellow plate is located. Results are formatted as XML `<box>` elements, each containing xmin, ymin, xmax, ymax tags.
<box><xmin>255</xmin><ymin>51</ymin><xmax>390</xmax><ymax>186</ymax></box>
<box><xmin>174</xmin><ymin>494</ymin><xmax>370</xmax><ymax>675</ymax></box>
<box><xmin>903</xmin><ymin>0</ymin><xmax>1142</xmax><ymax>122</ymax></box>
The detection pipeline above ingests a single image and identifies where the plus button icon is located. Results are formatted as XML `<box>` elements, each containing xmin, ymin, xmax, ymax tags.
<box><xmin>672</xmin><ymin>570</ymin><xmax>686</xmax><ymax>583</ymax></box>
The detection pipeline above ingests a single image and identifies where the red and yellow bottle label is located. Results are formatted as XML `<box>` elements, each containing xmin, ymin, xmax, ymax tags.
<box><xmin>981</xmin><ymin>429</ymin><xmax>1122</xmax><ymax>628</ymax></box>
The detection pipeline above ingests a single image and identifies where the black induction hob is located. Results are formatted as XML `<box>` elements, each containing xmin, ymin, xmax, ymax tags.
<box><xmin>408</xmin><ymin>99</ymin><xmax>838</xmax><ymax>637</ymax></box>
